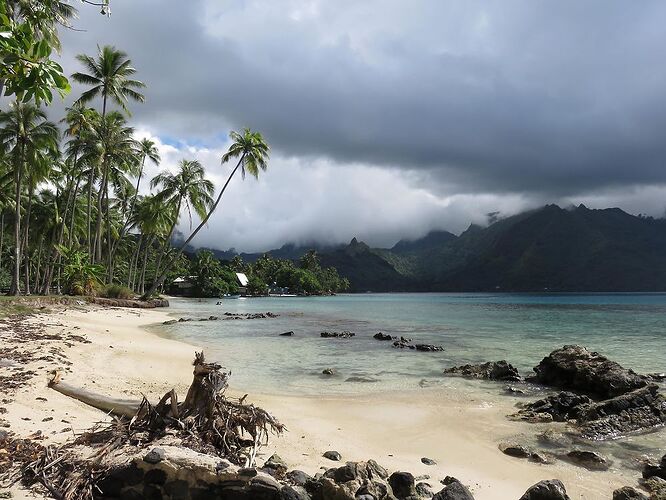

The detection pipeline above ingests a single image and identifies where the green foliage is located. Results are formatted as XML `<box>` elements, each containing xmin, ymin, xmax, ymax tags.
<box><xmin>57</xmin><ymin>246</ymin><xmax>104</xmax><ymax>296</ymax></box>
<box><xmin>101</xmin><ymin>283</ymin><xmax>133</xmax><ymax>299</ymax></box>
<box><xmin>246</xmin><ymin>275</ymin><xmax>268</xmax><ymax>296</ymax></box>
<box><xmin>190</xmin><ymin>250</ymin><xmax>238</xmax><ymax>297</ymax></box>
<box><xmin>0</xmin><ymin>1</ymin><xmax>72</xmax><ymax>104</ymax></box>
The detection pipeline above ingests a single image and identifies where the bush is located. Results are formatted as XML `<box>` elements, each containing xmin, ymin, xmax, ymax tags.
<box><xmin>101</xmin><ymin>284</ymin><xmax>134</xmax><ymax>300</ymax></box>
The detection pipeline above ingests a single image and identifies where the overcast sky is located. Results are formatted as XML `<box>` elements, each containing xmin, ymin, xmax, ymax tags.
<box><xmin>52</xmin><ymin>0</ymin><xmax>666</xmax><ymax>251</ymax></box>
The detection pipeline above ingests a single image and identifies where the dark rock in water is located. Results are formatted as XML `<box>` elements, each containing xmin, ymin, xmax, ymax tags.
<box><xmin>444</xmin><ymin>360</ymin><xmax>521</xmax><ymax>382</ymax></box>
<box><xmin>323</xmin><ymin>450</ymin><xmax>342</xmax><ymax>461</ymax></box>
<box><xmin>643</xmin><ymin>454</ymin><xmax>666</xmax><ymax>480</ymax></box>
<box><xmin>613</xmin><ymin>486</ymin><xmax>649</xmax><ymax>499</ymax></box>
<box><xmin>177</xmin><ymin>317</ymin><xmax>191</xmax><ymax>322</ymax></box>
<box><xmin>345</xmin><ymin>376</ymin><xmax>379</xmax><ymax>383</ymax></box>
<box><xmin>531</xmin><ymin>345</ymin><xmax>647</xmax><ymax>398</ymax></box>
<box><xmin>321</xmin><ymin>331</ymin><xmax>355</xmax><ymax>338</ymax></box>
<box><xmin>415</xmin><ymin>481</ymin><xmax>433</xmax><ymax>497</ymax></box>
<box><xmin>505</xmin><ymin>385</ymin><xmax>526</xmax><ymax>395</ymax></box>
<box><xmin>519</xmin><ymin>479</ymin><xmax>571</xmax><ymax>500</ymax></box>
<box><xmin>576</xmin><ymin>385</ymin><xmax>666</xmax><ymax>439</ymax></box>
<box><xmin>644</xmin><ymin>372</ymin><xmax>666</xmax><ymax>382</ymax></box>
<box><xmin>432</xmin><ymin>479</ymin><xmax>475</xmax><ymax>500</ymax></box>
<box><xmin>393</xmin><ymin>340</ymin><xmax>415</xmax><ymax>349</ymax></box>
<box><xmin>499</xmin><ymin>443</ymin><xmax>550</xmax><ymax>464</ymax></box>
<box><xmin>322</xmin><ymin>368</ymin><xmax>336</xmax><ymax>376</ymax></box>
<box><xmin>564</xmin><ymin>450</ymin><xmax>610</xmax><ymax>471</ymax></box>
<box><xmin>374</xmin><ymin>332</ymin><xmax>394</xmax><ymax>341</ymax></box>
<box><xmin>510</xmin><ymin>392</ymin><xmax>591</xmax><ymax>422</ymax></box>
<box><xmin>415</xmin><ymin>344</ymin><xmax>444</xmax><ymax>352</ymax></box>
<box><xmin>280</xmin><ymin>331</ymin><xmax>295</xmax><ymax>336</ymax></box>
<box><xmin>536</xmin><ymin>430</ymin><xmax>573</xmax><ymax>449</ymax></box>
<box><xmin>388</xmin><ymin>471</ymin><xmax>416</xmax><ymax>499</ymax></box>
<box><xmin>162</xmin><ymin>319</ymin><xmax>177</xmax><ymax>325</ymax></box>
<box><xmin>421</xmin><ymin>457</ymin><xmax>437</xmax><ymax>465</ymax></box>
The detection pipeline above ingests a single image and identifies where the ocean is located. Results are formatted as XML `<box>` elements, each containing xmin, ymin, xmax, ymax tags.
<box><xmin>155</xmin><ymin>292</ymin><xmax>666</xmax><ymax>395</ymax></box>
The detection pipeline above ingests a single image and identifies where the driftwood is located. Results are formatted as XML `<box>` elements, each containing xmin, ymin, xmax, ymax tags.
<box><xmin>48</xmin><ymin>371</ymin><xmax>140</xmax><ymax>418</ymax></box>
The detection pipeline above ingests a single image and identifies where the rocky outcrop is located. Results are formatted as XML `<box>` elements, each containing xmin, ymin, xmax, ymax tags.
<box><xmin>519</xmin><ymin>479</ymin><xmax>571</xmax><ymax>500</ymax></box>
<box><xmin>510</xmin><ymin>392</ymin><xmax>590</xmax><ymax>422</ymax></box>
<box><xmin>432</xmin><ymin>478</ymin><xmax>474</xmax><ymax>500</ymax></box>
<box><xmin>444</xmin><ymin>361</ymin><xmax>521</xmax><ymax>382</ymax></box>
<box><xmin>392</xmin><ymin>338</ymin><xmax>444</xmax><ymax>352</ymax></box>
<box><xmin>612</xmin><ymin>486</ymin><xmax>649</xmax><ymax>499</ymax></box>
<box><xmin>575</xmin><ymin>385</ymin><xmax>666</xmax><ymax>439</ymax></box>
<box><xmin>320</xmin><ymin>460</ymin><xmax>395</xmax><ymax>500</ymax></box>
<box><xmin>643</xmin><ymin>454</ymin><xmax>666</xmax><ymax>480</ymax></box>
<box><xmin>374</xmin><ymin>332</ymin><xmax>394</xmax><ymax>341</ymax></box>
<box><xmin>531</xmin><ymin>345</ymin><xmax>647</xmax><ymax>398</ymax></box>
<box><xmin>563</xmin><ymin>450</ymin><xmax>610</xmax><ymax>471</ymax></box>
<box><xmin>498</xmin><ymin>443</ymin><xmax>548</xmax><ymax>464</ymax></box>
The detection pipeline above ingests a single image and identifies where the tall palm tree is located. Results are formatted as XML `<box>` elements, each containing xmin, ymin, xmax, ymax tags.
<box><xmin>0</xmin><ymin>102</ymin><xmax>58</xmax><ymax>295</ymax></box>
<box><xmin>143</xmin><ymin>129</ymin><xmax>269</xmax><ymax>298</ymax></box>
<box><xmin>72</xmin><ymin>45</ymin><xmax>145</xmax><ymax>118</ymax></box>
<box><xmin>149</xmin><ymin>159</ymin><xmax>214</xmax><ymax>285</ymax></box>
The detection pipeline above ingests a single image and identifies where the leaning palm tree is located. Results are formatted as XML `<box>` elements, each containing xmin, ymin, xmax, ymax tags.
<box><xmin>0</xmin><ymin>102</ymin><xmax>58</xmax><ymax>295</ymax></box>
<box><xmin>142</xmin><ymin>128</ymin><xmax>269</xmax><ymax>298</ymax></box>
<box><xmin>149</xmin><ymin>159</ymin><xmax>214</xmax><ymax>284</ymax></box>
<box><xmin>72</xmin><ymin>45</ymin><xmax>145</xmax><ymax>117</ymax></box>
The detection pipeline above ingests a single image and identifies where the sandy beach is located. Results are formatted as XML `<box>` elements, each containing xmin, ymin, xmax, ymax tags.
<box><xmin>0</xmin><ymin>303</ymin><xmax>653</xmax><ymax>499</ymax></box>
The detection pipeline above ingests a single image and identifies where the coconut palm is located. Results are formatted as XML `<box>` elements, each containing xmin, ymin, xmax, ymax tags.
<box><xmin>149</xmin><ymin>159</ymin><xmax>214</xmax><ymax>285</ymax></box>
<box><xmin>0</xmin><ymin>102</ymin><xmax>58</xmax><ymax>295</ymax></box>
<box><xmin>143</xmin><ymin>129</ymin><xmax>269</xmax><ymax>298</ymax></box>
<box><xmin>72</xmin><ymin>45</ymin><xmax>145</xmax><ymax>117</ymax></box>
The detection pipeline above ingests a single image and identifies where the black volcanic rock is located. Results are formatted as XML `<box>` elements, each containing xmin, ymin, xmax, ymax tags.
<box><xmin>519</xmin><ymin>479</ymin><xmax>571</xmax><ymax>500</ymax></box>
<box><xmin>531</xmin><ymin>345</ymin><xmax>647</xmax><ymax>398</ymax></box>
<box><xmin>444</xmin><ymin>360</ymin><xmax>521</xmax><ymax>382</ymax></box>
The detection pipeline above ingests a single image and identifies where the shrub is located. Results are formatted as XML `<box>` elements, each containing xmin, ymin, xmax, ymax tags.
<box><xmin>101</xmin><ymin>284</ymin><xmax>134</xmax><ymax>300</ymax></box>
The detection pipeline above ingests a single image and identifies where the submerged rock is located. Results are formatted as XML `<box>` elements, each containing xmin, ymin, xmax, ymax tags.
<box><xmin>280</xmin><ymin>331</ymin><xmax>295</xmax><ymax>336</ymax></box>
<box><xmin>414</xmin><ymin>344</ymin><xmax>444</xmax><ymax>352</ymax></box>
<box><xmin>498</xmin><ymin>443</ymin><xmax>550</xmax><ymax>464</ymax></box>
<box><xmin>563</xmin><ymin>450</ymin><xmax>610</xmax><ymax>471</ymax></box>
<box><xmin>374</xmin><ymin>332</ymin><xmax>394</xmax><ymax>341</ymax></box>
<box><xmin>444</xmin><ymin>360</ymin><xmax>521</xmax><ymax>382</ymax></box>
<box><xmin>531</xmin><ymin>345</ymin><xmax>647</xmax><ymax>398</ymax></box>
<box><xmin>519</xmin><ymin>479</ymin><xmax>571</xmax><ymax>500</ymax></box>
<box><xmin>322</xmin><ymin>368</ymin><xmax>337</xmax><ymax>376</ymax></box>
<box><xmin>321</xmin><ymin>331</ymin><xmax>356</xmax><ymax>338</ymax></box>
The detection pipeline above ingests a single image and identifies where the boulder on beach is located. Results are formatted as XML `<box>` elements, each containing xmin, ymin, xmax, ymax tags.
<box><xmin>519</xmin><ymin>479</ymin><xmax>571</xmax><ymax>500</ymax></box>
<box><xmin>323</xmin><ymin>450</ymin><xmax>342</xmax><ymax>461</ymax></box>
<box><xmin>643</xmin><ymin>454</ymin><xmax>666</xmax><ymax>480</ymax></box>
<box><xmin>612</xmin><ymin>486</ymin><xmax>649</xmax><ymax>500</ymax></box>
<box><xmin>531</xmin><ymin>345</ymin><xmax>647</xmax><ymax>398</ymax></box>
<box><xmin>432</xmin><ymin>479</ymin><xmax>475</xmax><ymax>499</ymax></box>
<box><xmin>444</xmin><ymin>360</ymin><xmax>522</xmax><ymax>382</ymax></box>
<box><xmin>388</xmin><ymin>471</ymin><xmax>416</xmax><ymax>499</ymax></box>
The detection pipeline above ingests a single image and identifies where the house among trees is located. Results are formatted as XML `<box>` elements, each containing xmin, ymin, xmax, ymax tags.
<box><xmin>236</xmin><ymin>272</ymin><xmax>249</xmax><ymax>296</ymax></box>
<box><xmin>169</xmin><ymin>276</ymin><xmax>195</xmax><ymax>296</ymax></box>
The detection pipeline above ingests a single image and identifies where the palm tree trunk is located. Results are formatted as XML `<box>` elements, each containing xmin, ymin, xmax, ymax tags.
<box><xmin>67</xmin><ymin>176</ymin><xmax>82</xmax><ymax>247</ymax></box>
<box><xmin>0</xmin><ymin>211</ymin><xmax>5</xmax><ymax>273</ymax></box>
<box><xmin>128</xmin><ymin>233</ymin><xmax>143</xmax><ymax>290</ymax></box>
<box><xmin>93</xmin><ymin>163</ymin><xmax>108</xmax><ymax>264</ymax></box>
<box><xmin>9</xmin><ymin>158</ymin><xmax>22</xmax><ymax>295</ymax></box>
<box><xmin>22</xmin><ymin>184</ymin><xmax>34</xmax><ymax>295</ymax></box>
<box><xmin>153</xmin><ymin>197</ymin><xmax>182</xmax><ymax>283</ymax></box>
<box><xmin>139</xmin><ymin>235</ymin><xmax>154</xmax><ymax>294</ymax></box>
<box><xmin>142</xmin><ymin>154</ymin><xmax>245</xmax><ymax>299</ymax></box>
<box><xmin>86</xmin><ymin>168</ymin><xmax>95</xmax><ymax>262</ymax></box>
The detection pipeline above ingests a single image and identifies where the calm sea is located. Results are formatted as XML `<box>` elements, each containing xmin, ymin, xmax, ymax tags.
<box><xmin>155</xmin><ymin>293</ymin><xmax>666</xmax><ymax>396</ymax></box>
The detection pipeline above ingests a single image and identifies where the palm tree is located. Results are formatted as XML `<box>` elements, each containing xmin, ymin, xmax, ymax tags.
<box><xmin>143</xmin><ymin>129</ymin><xmax>269</xmax><ymax>298</ymax></box>
<box><xmin>0</xmin><ymin>102</ymin><xmax>58</xmax><ymax>295</ymax></box>
<box><xmin>72</xmin><ymin>45</ymin><xmax>145</xmax><ymax>118</ymax></box>
<box><xmin>149</xmin><ymin>159</ymin><xmax>214</xmax><ymax>285</ymax></box>
<box><xmin>110</xmin><ymin>138</ymin><xmax>159</xmax><ymax>267</ymax></box>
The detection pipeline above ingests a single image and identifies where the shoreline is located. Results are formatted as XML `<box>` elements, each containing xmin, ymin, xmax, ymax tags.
<box><xmin>1</xmin><ymin>302</ymin><xmax>660</xmax><ymax>499</ymax></box>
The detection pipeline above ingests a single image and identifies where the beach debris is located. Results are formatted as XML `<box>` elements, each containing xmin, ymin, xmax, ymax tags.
<box><xmin>421</xmin><ymin>457</ymin><xmax>437</xmax><ymax>465</ymax></box>
<box><xmin>530</xmin><ymin>345</ymin><xmax>647</xmax><ymax>399</ymax></box>
<box><xmin>323</xmin><ymin>450</ymin><xmax>342</xmax><ymax>461</ymax></box>
<box><xmin>280</xmin><ymin>331</ymin><xmax>295</xmax><ymax>336</ymax></box>
<box><xmin>321</xmin><ymin>331</ymin><xmax>356</xmax><ymax>338</ymax></box>
<box><xmin>13</xmin><ymin>352</ymin><xmax>285</xmax><ymax>499</ymax></box>
<box><xmin>432</xmin><ymin>478</ymin><xmax>475</xmax><ymax>499</ymax></box>
<box><xmin>373</xmin><ymin>332</ymin><xmax>394</xmax><ymax>341</ymax></box>
<box><xmin>443</xmin><ymin>360</ymin><xmax>521</xmax><ymax>382</ymax></box>
<box><xmin>612</xmin><ymin>486</ymin><xmax>649</xmax><ymax>500</ymax></box>
<box><xmin>388</xmin><ymin>471</ymin><xmax>416</xmax><ymax>498</ymax></box>
<box><xmin>519</xmin><ymin>479</ymin><xmax>571</xmax><ymax>500</ymax></box>
<box><xmin>322</xmin><ymin>368</ymin><xmax>337</xmax><ymax>376</ymax></box>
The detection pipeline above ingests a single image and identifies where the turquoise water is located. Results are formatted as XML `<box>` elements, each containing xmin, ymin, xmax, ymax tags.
<box><xmin>158</xmin><ymin>293</ymin><xmax>666</xmax><ymax>395</ymax></box>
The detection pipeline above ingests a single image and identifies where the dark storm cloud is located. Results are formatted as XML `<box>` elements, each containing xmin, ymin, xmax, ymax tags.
<box><xmin>59</xmin><ymin>0</ymin><xmax>666</xmax><ymax>196</ymax></box>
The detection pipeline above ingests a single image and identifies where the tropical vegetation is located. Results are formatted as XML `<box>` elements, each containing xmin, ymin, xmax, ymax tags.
<box><xmin>0</xmin><ymin>0</ymin><xmax>313</xmax><ymax>299</ymax></box>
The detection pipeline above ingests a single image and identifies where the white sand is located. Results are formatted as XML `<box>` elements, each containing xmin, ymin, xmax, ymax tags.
<box><xmin>2</xmin><ymin>304</ymin><xmax>647</xmax><ymax>499</ymax></box>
